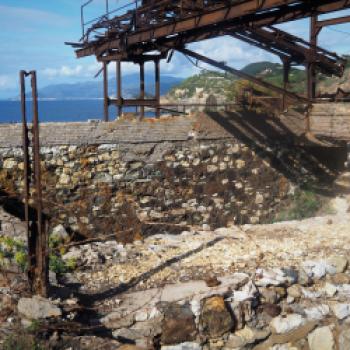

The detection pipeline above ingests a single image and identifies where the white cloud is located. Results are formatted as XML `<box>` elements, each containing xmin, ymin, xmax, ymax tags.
<box><xmin>0</xmin><ymin>75</ymin><xmax>15</xmax><ymax>90</ymax></box>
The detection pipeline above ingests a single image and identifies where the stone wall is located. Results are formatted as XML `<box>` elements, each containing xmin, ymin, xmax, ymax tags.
<box><xmin>0</xmin><ymin>113</ymin><xmax>346</xmax><ymax>240</ymax></box>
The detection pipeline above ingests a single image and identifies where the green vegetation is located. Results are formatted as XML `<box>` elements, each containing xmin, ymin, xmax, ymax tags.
<box><xmin>168</xmin><ymin>70</ymin><xmax>235</xmax><ymax>99</ymax></box>
<box><xmin>167</xmin><ymin>58</ymin><xmax>350</xmax><ymax>101</ymax></box>
<box><xmin>0</xmin><ymin>234</ymin><xmax>76</xmax><ymax>274</ymax></box>
<box><xmin>3</xmin><ymin>332</ymin><xmax>44</xmax><ymax>350</ymax></box>
<box><xmin>0</xmin><ymin>236</ymin><xmax>27</xmax><ymax>271</ymax></box>
<box><xmin>48</xmin><ymin>234</ymin><xmax>76</xmax><ymax>274</ymax></box>
<box><xmin>273</xmin><ymin>188</ymin><xmax>323</xmax><ymax>222</ymax></box>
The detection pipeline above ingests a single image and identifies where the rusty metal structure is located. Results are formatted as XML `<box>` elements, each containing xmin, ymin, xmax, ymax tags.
<box><xmin>66</xmin><ymin>0</ymin><xmax>350</xmax><ymax>120</ymax></box>
<box><xmin>20</xmin><ymin>71</ymin><xmax>48</xmax><ymax>297</ymax></box>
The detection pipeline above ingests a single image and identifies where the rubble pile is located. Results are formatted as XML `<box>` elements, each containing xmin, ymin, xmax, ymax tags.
<box><xmin>1</xmin><ymin>213</ymin><xmax>350</xmax><ymax>349</ymax></box>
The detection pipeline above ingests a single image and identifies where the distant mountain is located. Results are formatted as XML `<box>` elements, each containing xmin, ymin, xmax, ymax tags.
<box><xmin>20</xmin><ymin>73</ymin><xmax>183</xmax><ymax>100</ymax></box>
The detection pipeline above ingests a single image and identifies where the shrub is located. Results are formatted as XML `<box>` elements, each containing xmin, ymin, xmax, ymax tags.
<box><xmin>273</xmin><ymin>188</ymin><xmax>323</xmax><ymax>222</ymax></box>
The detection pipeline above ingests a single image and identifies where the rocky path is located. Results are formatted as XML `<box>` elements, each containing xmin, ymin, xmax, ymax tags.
<box><xmin>1</xmin><ymin>212</ymin><xmax>350</xmax><ymax>349</ymax></box>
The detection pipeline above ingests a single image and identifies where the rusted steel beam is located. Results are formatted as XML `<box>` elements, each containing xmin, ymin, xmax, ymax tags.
<box><xmin>30</xmin><ymin>71</ymin><xmax>48</xmax><ymax>297</ymax></box>
<box><xmin>139</xmin><ymin>62</ymin><xmax>145</xmax><ymax>119</ymax></box>
<box><xmin>98</xmin><ymin>52</ymin><xmax>168</xmax><ymax>63</ymax></box>
<box><xmin>73</xmin><ymin>0</ymin><xmax>350</xmax><ymax>58</ymax></box>
<box><xmin>155</xmin><ymin>59</ymin><xmax>160</xmax><ymax>118</ymax></box>
<box><xmin>109</xmin><ymin>98</ymin><xmax>157</xmax><ymax>106</ymax></box>
<box><xmin>308</xmin><ymin>15</ymin><xmax>318</xmax><ymax>100</ymax></box>
<box><xmin>19</xmin><ymin>71</ymin><xmax>31</xmax><ymax>285</ymax></box>
<box><xmin>116</xmin><ymin>60</ymin><xmax>122</xmax><ymax>117</ymax></box>
<box><xmin>103</xmin><ymin>62</ymin><xmax>109</xmax><ymax>121</ymax></box>
<box><xmin>175</xmin><ymin>46</ymin><xmax>309</xmax><ymax>104</ymax></box>
<box><xmin>317</xmin><ymin>14</ymin><xmax>350</xmax><ymax>28</ymax></box>
<box><xmin>229</xmin><ymin>26</ymin><xmax>345</xmax><ymax>77</ymax></box>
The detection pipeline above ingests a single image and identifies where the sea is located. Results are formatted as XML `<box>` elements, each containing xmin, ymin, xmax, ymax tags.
<box><xmin>0</xmin><ymin>99</ymin><xmax>138</xmax><ymax>123</ymax></box>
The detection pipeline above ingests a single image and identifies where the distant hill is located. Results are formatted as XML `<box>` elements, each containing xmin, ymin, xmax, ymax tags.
<box><xmin>166</xmin><ymin>61</ymin><xmax>317</xmax><ymax>100</ymax></box>
<box><xmin>19</xmin><ymin>73</ymin><xmax>183</xmax><ymax>100</ymax></box>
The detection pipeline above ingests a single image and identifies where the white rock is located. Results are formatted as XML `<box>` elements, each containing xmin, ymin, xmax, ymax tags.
<box><xmin>302</xmin><ymin>260</ymin><xmax>337</xmax><ymax>280</ymax></box>
<box><xmin>51</xmin><ymin>224</ymin><xmax>69</xmax><ymax>241</ymax></box>
<box><xmin>304</xmin><ymin>305</ymin><xmax>330</xmax><ymax>320</ymax></box>
<box><xmin>18</xmin><ymin>296</ymin><xmax>62</xmax><ymax>320</ymax></box>
<box><xmin>338</xmin><ymin>284</ymin><xmax>350</xmax><ymax>296</ymax></box>
<box><xmin>321</xmin><ymin>282</ymin><xmax>337</xmax><ymax>297</ymax></box>
<box><xmin>327</xmin><ymin>256</ymin><xmax>348</xmax><ymax>274</ymax></box>
<box><xmin>190</xmin><ymin>299</ymin><xmax>201</xmax><ymax>317</ymax></box>
<box><xmin>270</xmin><ymin>314</ymin><xmax>305</xmax><ymax>334</ymax></box>
<box><xmin>330</xmin><ymin>303</ymin><xmax>350</xmax><ymax>320</ymax></box>
<box><xmin>62</xmin><ymin>248</ymin><xmax>81</xmax><ymax>262</ymax></box>
<box><xmin>135</xmin><ymin>310</ymin><xmax>148</xmax><ymax>322</ymax></box>
<box><xmin>161</xmin><ymin>342</ymin><xmax>202</xmax><ymax>350</ymax></box>
<box><xmin>232</xmin><ymin>281</ymin><xmax>258</xmax><ymax>302</ymax></box>
<box><xmin>255</xmin><ymin>268</ymin><xmax>297</xmax><ymax>287</ymax></box>
<box><xmin>308</xmin><ymin>326</ymin><xmax>335</xmax><ymax>350</ymax></box>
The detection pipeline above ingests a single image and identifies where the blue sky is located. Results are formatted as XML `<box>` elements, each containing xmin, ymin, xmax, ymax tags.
<box><xmin>1</xmin><ymin>1</ymin><xmax>350</xmax><ymax>98</ymax></box>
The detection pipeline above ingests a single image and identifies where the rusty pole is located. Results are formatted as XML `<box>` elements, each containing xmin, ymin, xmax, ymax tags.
<box><xmin>155</xmin><ymin>59</ymin><xmax>160</xmax><ymax>118</ymax></box>
<box><xmin>117</xmin><ymin>60</ymin><xmax>122</xmax><ymax>118</ymax></box>
<box><xmin>140</xmin><ymin>61</ymin><xmax>145</xmax><ymax>119</ymax></box>
<box><xmin>20</xmin><ymin>71</ymin><xmax>31</xmax><ymax>284</ymax></box>
<box><xmin>103</xmin><ymin>62</ymin><xmax>109</xmax><ymax>122</ymax></box>
<box><xmin>308</xmin><ymin>14</ymin><xmax>318</xmax><ymax>100</ymax></box>
<box><xmin>30</xmin><ymin>71</ymin><xmax>48</xmax><ymax>297</ymax></box>
<box><xmin>282</xmin><ymin>59</ymin><xmax>290</xmax><ymax>110</ymax></box>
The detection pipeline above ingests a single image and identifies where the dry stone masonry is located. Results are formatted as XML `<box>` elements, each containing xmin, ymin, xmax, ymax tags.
<box><xmin>0</xmin><ymin>114</ymin><xmax>345</xmax><ymax>240</ymax></box>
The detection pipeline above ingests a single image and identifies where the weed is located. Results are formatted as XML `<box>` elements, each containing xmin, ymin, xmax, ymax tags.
<box><xmin>272</xmin><ymin>188</ymin><xmax>323</xmax><ymax>222</ymax></box>
<box><xmin>3</xmin><ymin>333</ymin><xmax>44</xmax><ymax>350</ymax></box>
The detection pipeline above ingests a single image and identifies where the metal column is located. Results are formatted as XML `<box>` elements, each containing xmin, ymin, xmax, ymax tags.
<box><xmin>308</xmin><ymin>14</ymin><xmax>318</xmax><ymax>100</ymax></box>
<box><xmin>282</xmin><ymin>60</ymin><xmax>290</xmax><ymax>110</ymax></box>
<box><xmin>103</xmin><ymin>62</ymin><xmax>109</xmax><ymax>122</ymax></box>
<box><xmin>140</xmin><ymin>61</ymin><xmax>145</xmax><ymax>119</ymax></box>
<box><xmin>117</xmin><ymin>60</ymin><xmax>122</xmax><ymax>118</ymax></box>
<box><xmin>155</xmin><ymin>59</ymin><xmax>160</xmax><ymax>118</ymax></box>
<box><xmin>20</xmin><ymin>70</ymin><xmax>48</xmax><ymax>297</ymax></box>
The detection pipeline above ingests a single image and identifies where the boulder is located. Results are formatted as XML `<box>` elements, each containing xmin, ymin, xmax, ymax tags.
<box><xmin>330</xmin><ymin>303</ymin><xmax>350</xmax><ymax>320</ymax></box>
<box><xmin>51</xmin><ymin>224</ymin><xmax>69</xmax><ymax>241</ymax></box>
<box><xmin>161</xmin><ymin>304</ymin><xmax>197</xmax><ymax>345</ymax></box>
<box><xmin>255</xmin><ymin>268</ymin><xmax>297</xmax><ymax>287</ymax></box>
<box><xmin>326</xmin><ymin>256</ymin><xmax>348</xmax><ymax>274</ymax></box>
<box><xmin>308</xmin><ymin>326</ymin><xmax>335</xmax><ymax>350</ymax></box>
<box><xmin>287</xmin><ymin>284</ymin><xmax>302</xmax><ymax>299</ymax></box>
<box><xmin>200</xmin><ymin>296</ymin><xmax>234</xmax><ymax>338</ymax></box>
<box><xmin>225</xmin><ymin>326</ymin><xmax>270</xmax><ymax>348</ymax></box>
<box><xmin>304</xmin><ymin>305</ymin><xmax>330</xmax><ymax>321</ymax></box>
<box><xmin>270</xmin><ymin>314</ymin><xmax>305</xmax><ymax>334</ymax></box>
<box><xmin>17</xmin><ymin>296</ymin><xmax>62</xmax><ymax>320</ymax></box>
<box><xmin>302</xmin><ymin>260</ymin><xmax>336</xmax><ymax>280</ymax></box>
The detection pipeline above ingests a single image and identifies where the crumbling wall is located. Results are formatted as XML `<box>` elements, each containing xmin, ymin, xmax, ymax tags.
<box><xmin>0</xmin><ymin>114</ymin><xmax>345</xmax><ymax>240</ymax></box>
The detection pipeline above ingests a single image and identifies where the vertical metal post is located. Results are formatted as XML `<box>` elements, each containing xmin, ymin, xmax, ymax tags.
<box><xmin>103</xmin><ymin>62</ymin><xmax>109</xmax><ymax>122</ymax></box>
<box><xmin>81</xmin><ymin>6</ymin><xmax>85</xmax><ymax>39</ymax></box>
<box><xmin>140</xmin><ymin>61</ymin><xmax>145</xmax><ymax>119</ymax></box>
<box><xmin>282</xmin><ymin>60</ymin><xmax>290</xmax><ymax>110</ymax></box>
<box><xmin>308</xmin><ymin>14</ymin><xmax>318</xmax><ymax>100</ymax></box>
<box><xmin>30</xmin><ymin>71</ymin><xmax>48</xmax><ymax>297</ymax></box>
<box><xmin>155</xmin><ymin>59</ymin><xmax>160</xmax><ymax>118</ymax></box>
<box><xmin>117</xmin><ymin>60</ymin><xmax>122</xmax><ymax>118</ymax></box>
<box><xmin>20</xmin><ymin>71</ymin><xmax>31</xmax><ymax>285</ymax></box>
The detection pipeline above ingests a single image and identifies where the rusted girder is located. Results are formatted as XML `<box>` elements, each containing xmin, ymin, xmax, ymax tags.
<box><xmin>173</xmin><ymin>46</ymin><xmax>309</xmax><ymax>104</ymax></box>
<box><xmin>229</xmin><ymin>26</ymin><xmax>345</xmax><ymax>77</ymax></box>
<box><xmin>20</xmin><ymin>70</ymin><xmax>48</xmax><ymax>297</ymax></box>
<box><xmin>70</xmin><ymin>0</ymin><xmax>350</xmax><ymax>59</ymax></box>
